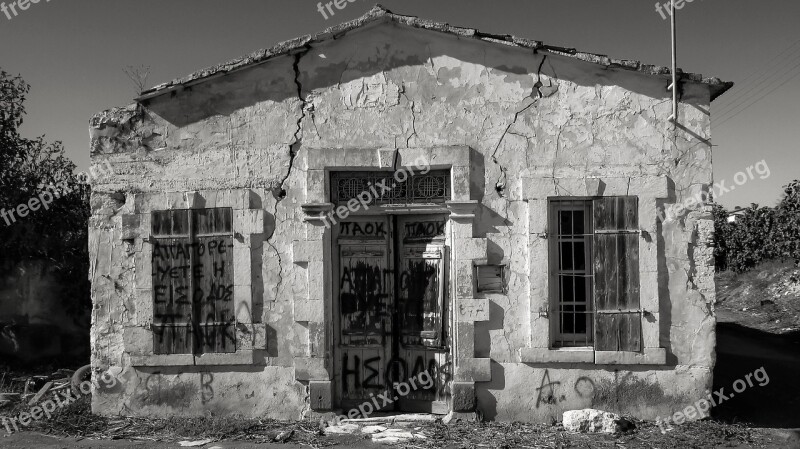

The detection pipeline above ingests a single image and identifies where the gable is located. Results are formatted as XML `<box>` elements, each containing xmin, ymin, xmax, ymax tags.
<box><xmin>137</xmin><ymin>6</ymin><xmax>732</xmax><ymax>103</ymax></box>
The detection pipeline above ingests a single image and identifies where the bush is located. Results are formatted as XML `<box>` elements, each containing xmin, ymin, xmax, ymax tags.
<box><xmin>713</xmin><ymin>180</ymin><xmax>800</xmax><ymax>273</ymax></box>
<box><xmin>0</xmin><ymin>70</ymin><xmax>91</xmax><ymax>320</ymax></box>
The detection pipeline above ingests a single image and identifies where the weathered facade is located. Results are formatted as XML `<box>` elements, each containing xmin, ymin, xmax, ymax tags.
<box><xmin>88</xmin><ymin>7</ymin><xmax>732</xmax><ymax>422</ymax></box>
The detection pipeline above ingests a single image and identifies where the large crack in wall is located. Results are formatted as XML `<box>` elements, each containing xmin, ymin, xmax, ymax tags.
<box><xmin>265</xmin><ymin>46</ymin><xmax>313</xmax><ymax>299</ymax></box>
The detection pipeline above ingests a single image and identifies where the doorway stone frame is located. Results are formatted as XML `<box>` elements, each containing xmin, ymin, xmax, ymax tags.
<box><xmin>294</xmin><ymin>146</ymin><xmax>490</xmax><ymax>412</ymax></box>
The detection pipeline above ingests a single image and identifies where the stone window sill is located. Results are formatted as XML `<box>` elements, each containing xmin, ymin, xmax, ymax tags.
<box><xmin>130</xmin><ymin>350</ymin><xmax>254</xmax><ymax>367</ymax></box>
<box><xmin>520</xmin><ymin>347</ymin><xmax>666</xmax><ymax>365</ymax></box>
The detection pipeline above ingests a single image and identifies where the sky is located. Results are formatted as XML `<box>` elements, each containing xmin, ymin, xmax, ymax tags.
<box><xmin>0</xmin><ymin>0</ymin><xmax>798</xmax><ymax>209</ymax></box>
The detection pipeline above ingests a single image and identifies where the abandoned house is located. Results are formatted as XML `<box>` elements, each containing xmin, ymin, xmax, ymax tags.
<box><xmin>87</xmin><ymin>6</ymin><xmax>732</xmax><ymax>422</ymax></box>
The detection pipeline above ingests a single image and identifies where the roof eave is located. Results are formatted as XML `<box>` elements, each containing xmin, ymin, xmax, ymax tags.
<box><xmin>136</xmin><ymin>4</ymin><xmax>734</xmax><ymax>103</ymax></box>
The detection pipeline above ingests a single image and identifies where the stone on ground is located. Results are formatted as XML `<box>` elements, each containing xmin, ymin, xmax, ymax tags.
<box><xmin>562</xmin><ymin>408</ymin><xmax>625</xmax><ymax>434</ymax></box>
<box><xmin>323</xmin><ymin>423</ymin><xmax>359</xmax><ymax>434</ymax></box>
<box><xmin>371</xmin><ymin>428</ymin><xmax>427</xmax><ymax>444</ymax></box>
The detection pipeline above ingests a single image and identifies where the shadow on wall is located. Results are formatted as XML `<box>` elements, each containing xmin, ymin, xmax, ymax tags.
<box><xmin>139</xmin><ymin>24</ymin><xmax>690</xmax><ymax>131</ymax></box>
<box><xmin>476</xmin><ymin>360</ymin><xmax>505</xmax><ymax>421</ymax></box>
<box><xmin>713</xmin><ymin>322</ymin><xmax>800</xmax><ymax>428</ymax></box>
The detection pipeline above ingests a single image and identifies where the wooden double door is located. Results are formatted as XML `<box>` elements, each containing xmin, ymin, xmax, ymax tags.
<box><xmin>333</xmin><ymin>215</ymin><xmax>451</xmax><ymax>414</ymax></box>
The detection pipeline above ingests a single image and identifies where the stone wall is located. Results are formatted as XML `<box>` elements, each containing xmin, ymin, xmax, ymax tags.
<box><xmin>89</xmin><ymin>23</ymin><xmax>716</xmax><ymax>422</ymax></box>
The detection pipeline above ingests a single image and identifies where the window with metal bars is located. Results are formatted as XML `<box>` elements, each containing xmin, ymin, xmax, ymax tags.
<box><xmin>548</xmin><ymin>197</ymin><xmax>642</xmax><ymax>351</ymax></box>
<box><xmin>550</xmin><ymin>200</ymin><xmax>594</xmax><ymax>347</ymax></box>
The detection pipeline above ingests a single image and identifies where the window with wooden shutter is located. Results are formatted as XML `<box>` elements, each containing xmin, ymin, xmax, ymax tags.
<box><xmin>549</xmin><ymin>201</ymin><xmax>594</xmax><ymax>347</ymax></box>
<box><xmin>151</xmin><ymin>208</ymin><xmax>236</xmax><ymax>355</ymax></box>
<box><xmin>592</xmin><ymin>197</ymin><xmax>641</xmax><ymax>352</ymax></box>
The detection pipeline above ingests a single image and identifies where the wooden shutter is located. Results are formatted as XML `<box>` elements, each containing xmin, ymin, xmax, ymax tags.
<box><xmin>593</xmin><ymin>197</ymin><xmax>641</xmax><ymax>352</ymax></box>
<box><xmin>151</xmin><ymin>208</ymin><xmax>235</xmax><ymax>355</ymax></box>
<box><xmin>152</xmin><ymin>210</ymin><xmax>194</xmax><ymax>354</ymax></box>
<box><xmin>193</xmin><ymin>208</ymin><xmax>235</xmax><ymax>353</ymax></box>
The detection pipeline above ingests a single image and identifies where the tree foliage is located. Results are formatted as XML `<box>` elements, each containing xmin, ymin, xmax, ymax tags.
<box><xmin>0</xmin><ymin>70</ymin><xmax>91</xmax><ymax>319</ymax></box>
<box><xmin>773</xmin><ymin>180</ymin><xmax>800</xmax><ymax>263</ymax></box>
<box><xmin>713</xmin><ymin>180</ymin><xmax>800</xmax><ymax>273</ymax></box>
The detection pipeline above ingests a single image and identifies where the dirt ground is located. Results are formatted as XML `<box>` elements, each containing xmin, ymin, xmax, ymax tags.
<box><xmin>715</xmin><ymin>260</ymin><xmax>800</xmax><ymax>334</ymax></box>
<box><xmin>1</xmin><ymin>326</ymin><xmax>798</xmax><ymax>448</ymax></box>
<box><xmin>2</xmin><ymin>265</ymin><xmax>799</xmax><ymax>448</ymax></box>
<box><xmin>713</xmin><ymin>261</ymin><xmax>800</xmax><ymax>429</ymax></box>
<box><xmin>2</xmin><ymin>421</ymin><xmax>798</xmax><ymax>448</ymax></box>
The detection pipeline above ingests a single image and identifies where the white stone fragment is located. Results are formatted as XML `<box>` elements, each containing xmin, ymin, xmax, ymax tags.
<box><xmin>361</xmin><ymin>425</ymin><xmax>388</xmax><ymax>434</ymax></box>
<box><xmin>562</xmin><ymin>409</ymin><xmax>621</xmax><ymax>434</ymax></box>
<box><xmin>324</xmin><ymin>423</ymin><xmax>360</xmax><ymax>434</ymax></box>
<box><xmin>371</xmin><ymin>428</ymin><xmax>427</xmax><ymax>444</ymax></box>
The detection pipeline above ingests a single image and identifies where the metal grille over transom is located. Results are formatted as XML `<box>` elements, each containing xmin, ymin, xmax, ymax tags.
<box><xmin>331</xmin><ymin>170</ymin><xmax>450</xmax><ymax>206</ymax></box>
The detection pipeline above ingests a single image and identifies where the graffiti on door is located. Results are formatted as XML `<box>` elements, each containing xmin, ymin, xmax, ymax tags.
<box><xmin>341</xmin><ymin>351</ymin><xmax>452</xmax><ymax>399</ymax></box>
<box><xmin>336</xmin><ymin>217</ymin><xmax>450</xmax><ymax>410</ymax></box>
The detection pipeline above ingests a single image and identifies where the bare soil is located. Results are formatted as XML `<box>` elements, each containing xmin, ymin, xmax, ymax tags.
<box><xmin>715</xmin><ymin>260</ymin><xmax>800</xmax><ymax>334</ymax></box>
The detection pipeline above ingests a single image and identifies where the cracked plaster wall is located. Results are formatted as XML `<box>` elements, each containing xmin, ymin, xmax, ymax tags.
<box><xmin>88</xmin><ymin>23</ymin><xmax>716</xmax><ymax>422</ymax></box>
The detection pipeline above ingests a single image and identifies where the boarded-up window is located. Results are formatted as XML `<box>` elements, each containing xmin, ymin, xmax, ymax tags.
<box><xmin>151</xmin><ymin>208</ymin><xmax>236</xmax><ymax>355</ymax></box>
<box><xmin>476</xmin><ymin>265</ymin><xmax>505</xmax><ymax>293</ymax></box>
<box><xmin>549</xmin><ymin>197</ymin><xmax>642</xmax><ymax>352</ymax></box>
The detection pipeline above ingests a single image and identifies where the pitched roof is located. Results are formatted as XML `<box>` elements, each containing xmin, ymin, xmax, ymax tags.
<box><xmin>137</xmin><ymin>4</ymin><xmax>733</xmax><ymax>101</ymax></box>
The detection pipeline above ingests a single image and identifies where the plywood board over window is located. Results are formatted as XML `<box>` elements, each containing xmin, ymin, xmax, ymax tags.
<box><xmin>151</xmin><ymin>208</ymin><xmax>236</xmax><ymax>355</ymax></box>
<box><xmin>476</xmin><ymin>264</ymin><xmax>505</xmax><ymax>293</ymax></box>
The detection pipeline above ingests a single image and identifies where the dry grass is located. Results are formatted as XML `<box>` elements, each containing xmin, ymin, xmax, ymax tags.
<box><xmin>407</xmin><ymin>419</ymin><xmax>762</xmax><ymax>449</ymax></box>
<box><xmin>6</xmin><ymin>396</ymin><xmax>773</xmax><ymax>449</ymax></box>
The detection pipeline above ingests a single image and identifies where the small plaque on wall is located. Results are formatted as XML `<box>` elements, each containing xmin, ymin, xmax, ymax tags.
<box><xmin>476</xmin><ymin>264</ymin><xmax>505</xmax><ymax>293</ymax></box>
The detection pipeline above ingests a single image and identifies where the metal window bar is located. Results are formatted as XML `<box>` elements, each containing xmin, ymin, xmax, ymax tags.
<box><xmin>552</xmin><ymin>203</ymin><xmax>594</xmax><ymax>347</ymax></box>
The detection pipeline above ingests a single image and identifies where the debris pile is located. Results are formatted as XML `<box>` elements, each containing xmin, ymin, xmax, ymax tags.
<box><xmin>0</xmin><ymin>367</ymin><xmax>77</xmax><ymax>409</ymax></box>
<box><xmin>321</xmin><ymin>415</ymin><xmax>432</xmax><ymax>444</ymax></box>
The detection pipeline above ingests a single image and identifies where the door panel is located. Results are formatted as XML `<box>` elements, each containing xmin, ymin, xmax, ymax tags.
<box><xmin>398</xmin><ymin>247</ymin><xmax>445</xmax><ymax>348</ymax></box>
<box><xmin>336</xmin><ymin>218</ymin><xmax>393</xmax><ymax>407</ymax></box>
<box><xmin>338</xmin><ymin>242</ymin><xmax>392</xmax><ymax>405</ymax></box>
<box><xmin>339</xmin><ymin>245</ymin><xmax>390</xmax><ymax>346</ymax></box>
<box><xmin>395</xmin><ymin>216</ymin><xmax>450</xmax><ymax>411</ymax></box>
<box><xmin>334</xmin><ymin>215</ymin><xmax>450</xmax><ymax>413</ymax></box>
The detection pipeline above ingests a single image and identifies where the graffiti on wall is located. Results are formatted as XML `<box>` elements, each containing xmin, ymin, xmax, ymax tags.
<box><xmin>534</xmin><ymin>369</ymin><xmax>596</xmax><ymax>408</ymax></box>
<box><xmin>142</xmin><ymin>371</ymin><xmax>215</xmax><ymax>406</ymax></box>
